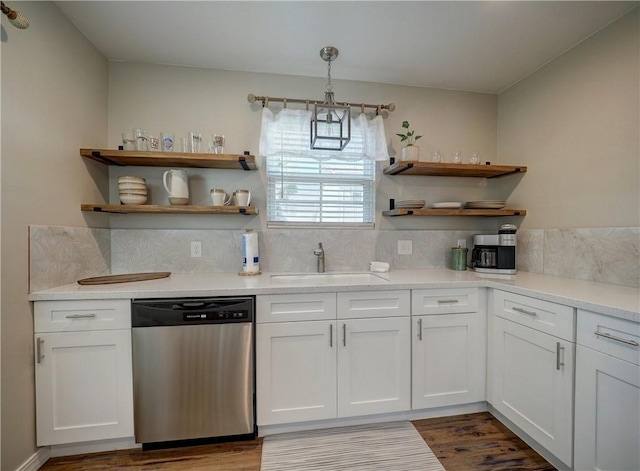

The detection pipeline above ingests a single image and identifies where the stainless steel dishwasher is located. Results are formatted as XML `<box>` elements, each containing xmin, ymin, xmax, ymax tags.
<box><xmin>131</xmin><ymin>296</ymin><xmax>255</xmax><ymax>447</ymax></box>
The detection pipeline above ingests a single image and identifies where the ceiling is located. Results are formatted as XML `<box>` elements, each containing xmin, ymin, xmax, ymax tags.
<box><xmin>54</xmin><ymin>1</ymin><xmax>638</xmax><ymax>94</ymax></box>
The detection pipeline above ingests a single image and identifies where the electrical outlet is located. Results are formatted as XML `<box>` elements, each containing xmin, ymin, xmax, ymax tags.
<box><xmin>190</xmin><ymin>241</ymin><xmax>202</xmax><ymax>258</ymax></box>
<box><xmin>398</xmin><ymin>240</ymin><xmax>412</xmax><ymax>255</ymax></box>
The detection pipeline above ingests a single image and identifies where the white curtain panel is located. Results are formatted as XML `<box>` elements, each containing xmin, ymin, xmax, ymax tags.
<box><xmin>259</xmin><ymin>107</ymin><xmax>389</xmax><ymax>162</ymax></box>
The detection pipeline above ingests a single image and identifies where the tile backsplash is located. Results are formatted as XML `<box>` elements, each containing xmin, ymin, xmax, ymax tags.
<box><xmin>30</xmin><ymin>225</ymin><xmax>639</xmax><ymax>290</ymax></box>
<box><xmin>29</xmin><ymin>225</ymin><xmax>111</xmax><ymax>292</ymax></box>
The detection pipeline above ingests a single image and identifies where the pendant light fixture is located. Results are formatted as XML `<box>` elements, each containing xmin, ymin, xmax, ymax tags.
<box><xmin>310</xmin><ymin>46</ymin><xmax>351</xmax><ymax>151</ymax></box>
<box><xmin>1</xmin><ymin>1</ymin><xmax>29</xmax><ymax>29</ymax></box>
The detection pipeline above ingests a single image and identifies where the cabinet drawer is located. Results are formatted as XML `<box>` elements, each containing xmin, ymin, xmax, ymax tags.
<box><xmin>577</xmin><ymin>310</ymin><xmax>639</xmax><ymax>365</ymax></box>
<box><xmin>34</xmin><ymin>299</ymin><xmax>131</xmax><ymax>333</ymax></box>
<box><xmin>493</xmin><ymin>290</ymin><xmax>574</xmax><ymax>341</ymax></box>
<box><xmin>337</xmin><ymin>290</ymin><xmax>410</xmax><ymax>319</ymax></box>
<box><xmin>256</xmin><ymin>293</ymin><xmax>336</xmax><ymax>323</ymax></box>
<box><xmin>412</xmin><ymin>288</ymin><xmax>479</xmax><ymax>315</ymax></box>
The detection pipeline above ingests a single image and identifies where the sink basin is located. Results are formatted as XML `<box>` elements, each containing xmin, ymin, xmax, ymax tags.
<box><xmin>270</xmin><ymin>272</ymin><xmax>389</xmax><ymax>285</ymax></box>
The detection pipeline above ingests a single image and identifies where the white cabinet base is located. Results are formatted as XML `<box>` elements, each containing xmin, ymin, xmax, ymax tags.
<box><xmin>488</xmin><ymin>405</ymin><xmax>572</xmax><ymax>471</ymax></box>
<box><xmin>35</xmin><ymin>330</ymin><xmax>134</xmax><ymax>446</ymax></box>
<box><xmin>338</xmin><ymin>317</ymin><xmax>410</xmax><ymax>417</ymax></box>
<box><xmin>256</xmin><ymin>320</ymin><xmax>336</xmax><ymax>425</ymax></box>
<box><xmin>574</xmin><ymin>345</ymin><xmax>640</xmax><ymax>471</ymax></box>
<box><xmin>50</xmin><ymin>437</ymin><xmax>139</xmax><ymax>458</ymax></box>
<box><xmin>258</xmin><ymin>401</ymin><xmax>487</xmax><ymax>437</ymax></box>
<box><xmin>412</xmin><ymin>313</ymin><xmax>486</xmax><ymax>409</ymax></box>
<box><xmin>490</xmin><ymin>316</ymin><xmax>574</xmax><ymax>468</ymax></box>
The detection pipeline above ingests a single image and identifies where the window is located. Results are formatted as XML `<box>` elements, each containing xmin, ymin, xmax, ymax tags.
<box><xmin>260</xmin><ymin>108</ymin><xmax>387</xmax><ymax>228</ymax></box>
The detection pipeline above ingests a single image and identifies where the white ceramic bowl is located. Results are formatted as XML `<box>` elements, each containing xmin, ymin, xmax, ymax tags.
<box><xmin>119</xmin><ymin>189</ymin><xmax>147</xmax><ymax>196</ymax></box>
<box><xmin>118</xmin><ymin>182</ymin><xmax>147</xmax><ymax>191</ymax></box>
<box><xmin>118</xmin><ymin>175</ymin><xmax>146</xmax><ymax>184</ymax></box>
<box><xmin>120</xmin><ymin>194</ymin><xmax>147</xmax><ymax>205</ymax></box>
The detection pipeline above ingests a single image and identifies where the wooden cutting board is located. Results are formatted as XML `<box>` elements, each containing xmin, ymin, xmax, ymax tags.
<box><xmin>77</xmin><ymin>272</ymin><xmax>171</xmax><ymax>285</ymax></box>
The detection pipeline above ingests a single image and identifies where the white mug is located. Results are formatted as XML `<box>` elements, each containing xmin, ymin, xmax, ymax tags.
<box><xmin>163</xmin><ymin>169</ymin><xmax>189</xmax><ymax>203</ymax></box>
<box><xmin>210</xmin><ymin>189</ymin><xmax>231</xmax><ymax>206</ymax></box>
<box><xmin>233</xmin><ymin>189</ymin><xmax>251</xmax><ymax>206</ymax></box>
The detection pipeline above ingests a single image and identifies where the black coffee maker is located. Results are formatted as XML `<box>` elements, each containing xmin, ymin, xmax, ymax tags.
<box><xmin>471</xmin><ymin>224</ymin><xmax>517</xmax><ymax>274</ymax></box>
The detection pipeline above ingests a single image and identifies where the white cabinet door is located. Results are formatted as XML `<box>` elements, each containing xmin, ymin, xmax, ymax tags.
<box><xmin>412</xmin><ymin>313</ymin><xmax>486</xmax><ymax>409</ymax></box>
<box><xmin>491</xmin><ymin>316</ymin><xmax>574</xmax><ymax>467</ymax></box>
<box><xmin>574</xmin><ymin>345</ymin><xmax>640</xmax><ymax>471</ymax></box>
<box><xmin>256</xmin><ymin>320</ymin><xmax>337</xmax><ymax>425</ymax></box>
<box><xmin>337</xmin><ymin>317</ymin><xmax>410</xmax><ymax>417</ymax></box>
<box><xmin>35</xmin><ymin>330</ymin><xmax>134</xmax><ymax>446</ymax></box>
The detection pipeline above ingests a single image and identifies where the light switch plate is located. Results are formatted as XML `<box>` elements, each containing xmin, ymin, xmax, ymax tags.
<box><xmin>398</xmin><ymin>240</ymin><xmax>413</xmax><ymax>255</ymax></box>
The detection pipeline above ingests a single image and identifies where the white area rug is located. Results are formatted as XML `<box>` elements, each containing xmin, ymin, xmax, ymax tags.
<box><xmin>260</xmin><ymin>421</ymin><xmax>446</xmax><ymax>471</ymax></box>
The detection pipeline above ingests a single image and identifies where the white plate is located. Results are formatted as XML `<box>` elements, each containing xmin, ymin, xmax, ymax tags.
<box><xmin>466</xmin><ymin>200</ymin><xmax>506</xmax><ymax>204</ymax></box>
<box><xmin>396</xmin><ymin>199</ymin><xmax>425</xmax><ymax>208</ymax></box>
<box><xmin>466</xmin><ymin>203</ymin><xmax>506</xmax><ymax>209</ymax></box>
<box><xmin>430</xmin><ymin>202</ymin><xmax>463</xmax><ymax>209</ymax></box>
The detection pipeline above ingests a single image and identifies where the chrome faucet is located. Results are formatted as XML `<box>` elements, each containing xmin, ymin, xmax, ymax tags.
<box><xmin>313</xmin><ymin>242</ymin><xmax>325</xmax><ymax>273</ymax></box>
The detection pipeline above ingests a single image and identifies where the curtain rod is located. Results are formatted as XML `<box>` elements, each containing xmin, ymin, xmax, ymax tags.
<box><xmin>247</xmin><ymin>94</ymin><xmax>395</xmax><ymax>113</ymax></box>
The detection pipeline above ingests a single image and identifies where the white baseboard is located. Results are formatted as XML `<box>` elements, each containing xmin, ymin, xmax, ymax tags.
<box><xmin>50</xmin><ymin>437</ymin><xmax>139</xmax><ymax>458</ymax></box>
<box><xmin>16</xmin><ymin>447</ymin><xmax>50</xmax><ymax>471</ymax></box>
<box><xmin>258</xmin><ymin>402</ymin><xmax>487</xmax><ymax>437</ymax></box>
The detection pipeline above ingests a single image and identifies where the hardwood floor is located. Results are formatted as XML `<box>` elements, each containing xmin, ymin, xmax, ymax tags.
<box><xmin>40</xmin><ymin>413</ymin><xmax>555</xmax><ymax>470</ymax></box>
<box><xmin>413</xmin><ymin>413</ymin><xmax>556</xmax><ymax>471</ymax></box>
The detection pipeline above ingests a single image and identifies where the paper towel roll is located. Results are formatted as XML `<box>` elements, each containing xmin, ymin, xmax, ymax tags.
<box><xmin>242</xmin><ymin>230</ymin><xmax>260</xmax><ymax>273</ymax></box>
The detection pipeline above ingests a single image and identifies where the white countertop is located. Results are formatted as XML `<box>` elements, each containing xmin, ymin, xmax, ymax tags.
<box><xmin>28</xmin><ymin>269</ymin><xmax>640</xmax><ymax>322</ymax></box>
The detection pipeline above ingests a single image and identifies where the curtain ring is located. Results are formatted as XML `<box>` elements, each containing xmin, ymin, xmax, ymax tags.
<box><xmin>283</xmin><ymin>98</ymin><xmax>287</xmax><ymax>108</ymax></box>
<box><xmin>265</xmin><ymin>97</ymin><xmax>269</xmax><ymax>108</ymax></box>
<box><xmin>376</xmin><ymin>105</ymin><xmax>381</xmax><ymax>116</ymax></box>
<box><xmin>305</xmin><ymin>99</ymin><xmax>309</xmax><ymax>111</ymax></box>
<box><xmin>361</xmin><ymin>104</ymin><xmax>365</xmax><ymax>114</ymax></box>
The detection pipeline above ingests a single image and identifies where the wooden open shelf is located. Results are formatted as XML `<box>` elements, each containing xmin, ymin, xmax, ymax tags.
<box><xmin>80</xmin><ymin>148</ymin><xmax>257</xmax><ymax>170</ymax></box>
<box><xmin>383</xmin><ymin>161</ymin><xmax>527</xmax><ymax>178</ymax></box>
<box><xmin>383</xmin><ymin>208</ymin><xmax>526</xmax><ymax>217</ymax></box>
<box><xmin>81</xmin><ymin>204</ymin><xmax>258</xmax><ymax>215</ymax></box>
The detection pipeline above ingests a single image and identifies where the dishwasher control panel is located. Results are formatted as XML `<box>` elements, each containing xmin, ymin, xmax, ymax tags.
<box><xmin>132</xmin><ymin>296</ymin><xmax>255</xmax><ymax>327</ymax></box>
<box><xmin>184</xmin><ymin>311</ymin><xmax>250</xmax><ymax>321</ymax></box>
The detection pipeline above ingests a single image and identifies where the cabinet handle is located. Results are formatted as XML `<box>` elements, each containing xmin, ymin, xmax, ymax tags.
<box><xmin>556</xmin><ymin>342</ymin><xmax>565</xmax><ymax>370</ymax></box>
<box><xmin>329</xmin><ymin>324</ymin><xmax>333</xmax><ymax>348</ymax></box>
<box><xmin>418</xmin><ymin>318</ymin><xmax>423</xmax><ymax>341</ymax></box>
<box><xmin>594</xmin><ymin>331</ymin><xmax>639</xmax><ymax>347</ymax></box>
<box><xmin>65</xmin><ymin>313</ymin><xmax>97</xmax><ymax>319</ymax></box>
<box><xmin>343</xmin><ymin>323</ymin><xmax>347</xmax><ymax>347</ymax></box>
<box><xmin>513</xmin><ymin>307</ymin><xmax>537</xmax><ymax>317</ymax></box>
<box><xmin>437</xmin><ymin>299</ymin><xmax>459</xmax><ymax>304</ymax></box>
<box><xmin>36</xmin><ymin>337</ymin><xmax>45</xmax><ymax>364</ymax></box>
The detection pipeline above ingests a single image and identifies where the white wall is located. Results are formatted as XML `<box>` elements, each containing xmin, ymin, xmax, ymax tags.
<box><xmin>497</xmin><ymin>7</ymin><xmax>639</xmax><ymax>229</ymax></box>
<box><xmin>1</xmin><ymin>2</ymin><xmax>108</xmax><ymax>469</ymax></box>
<box><xmin>107</xmin><ymin>62</ymin><xmax>500</xmax><ymax>231</ymax></box>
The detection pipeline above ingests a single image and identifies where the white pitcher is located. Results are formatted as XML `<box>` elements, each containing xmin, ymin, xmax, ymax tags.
<box><xmin>163</xmin><ymin>169</ymin><xmax>189</xmax><ymax>204</ymax></box>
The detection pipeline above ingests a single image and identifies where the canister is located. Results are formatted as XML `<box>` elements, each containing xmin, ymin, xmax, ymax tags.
<box><xmin>451</xmin><ymin>247</ymin><xmax>468</xmax><ymax>271</ymax></box>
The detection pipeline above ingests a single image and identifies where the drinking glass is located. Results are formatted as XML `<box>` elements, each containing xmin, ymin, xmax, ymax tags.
<box><xmin>121</xmin><ymin>132</ymin><xmax>135</xmax><ymax>151</ymax></box>
<box><xmin>133</xmin><ymin>128</ymin><xmax>148</xmax><ymax>151</ymax></box>
<box><xmin>189</xmin><ymin>132</ymin><xmax>202</xmax><ymax>153</ymax></box>
<box><xmin>470</xmin><ymin>153</ymin><xmax>480</xmax><ymax>164</ymax></box>
<box><xmin>213</xmin><ymin>134</ymin><xmax>225</xmax><ymax>154</ymax></box>
<box><xmin>431</xmin><ymin>151</ymin><xmax>442</xmax><ymax>163</ymax></box>
<box><xmin>180</xmin><ymin>136</ymin><xmax>189</xmax><ymax>152</ymax></box>
<box><xmin>453</xmin><ymin>151</ymin><xmax>463</xmax><ymax>164</ymax></box>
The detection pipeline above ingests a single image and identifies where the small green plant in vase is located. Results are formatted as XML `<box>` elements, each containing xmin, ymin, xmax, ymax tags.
<box><xmin>396</xmin><ymin>120</ymin><xmax>422</xmax><ymax>162</ymax></box>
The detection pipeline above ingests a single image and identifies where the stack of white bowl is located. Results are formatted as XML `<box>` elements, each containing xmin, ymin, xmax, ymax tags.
<box><xmin>118</xmin><ymin>176</ymin><xmax>147</xmax><ymax>205</ymax></box>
